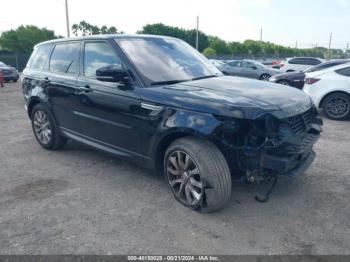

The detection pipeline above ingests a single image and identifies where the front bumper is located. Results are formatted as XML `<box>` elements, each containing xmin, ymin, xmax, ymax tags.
<box><xmin>261</xmin><ymin>149</ymin><xmax>315</xmax><ymax>177</ymax></box>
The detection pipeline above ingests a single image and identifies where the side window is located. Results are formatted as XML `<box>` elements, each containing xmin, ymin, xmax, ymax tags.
<box><xmin>305</xmin><ymin>58</ymin><xmax>321</xmax><ymax>66</ymax></box>
<box><xmin>29</xmin><ymin>44</ymin><xmax>52</xmax><ymax>70</ymax></box>
<box><xmin>228</xmin><ymin>61</ymin><xmax>241</xmax><ymax>67</ymax></box>
<box><xmin>49</xmin><ymin>42</ymin><xmax>80</xmax><ymax>75</ymax></box>
<box><xmin>241</xmin><ymin>61</ymin><xmax>254</xmax><ymax>68</ymax></box>
<box><xmin>83</xmin><ymin>42</ymin><xmax>121</xmax><ymax>78</ymax></box>
<box><xmin>336</xmin><ymin>67</ymin><xmax>350</xmax><ymax>77</ymax></box>
<box><xmin>288</xmin><ymin>58</ymin><xmax>301</xmax><ymax>65</ymax></box>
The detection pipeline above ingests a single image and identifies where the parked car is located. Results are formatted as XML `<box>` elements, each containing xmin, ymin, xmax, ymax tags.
<box><xmin>261</xmin><ymin>59</ymin><xmax>282</xmax><ymax>69</ymax></box>
<box><xmin>280</xmin><ymin>57</ymin><xmax>324</xmax><ymax>72</ymax></box>
<box><xmin>269</xmin><ymin>60</ymin><xmax>350</xmax><ymax>89</ymax></box>
<box><xmin>218</xmin><ymin>60</ymin><xmax>280</xmax><ymax>80</ymax></box>
<box><xmin>303</xmin><ymin>62</ymin><xmax>350</xmax><ymax>120</ymax></box>
<box><xmin>0</xmin><ymin>61</ymin><xmax>19</xmax><ymax>82</ymax></box>
<box><xmin>22</xmin><ymin>35</ymin><xmax>322</xmax><ymax>212</ymax></box>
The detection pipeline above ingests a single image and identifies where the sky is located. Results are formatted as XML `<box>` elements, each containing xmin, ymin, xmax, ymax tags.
<box><xmin>0</xmin><ymin>0</ymin><xmax>349</xmax><ymax>49</ymax></box>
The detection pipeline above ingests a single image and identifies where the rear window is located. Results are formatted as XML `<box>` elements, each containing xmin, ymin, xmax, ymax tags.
<box><xmin>28</xmin><ymin>44</ymin><xmax>52</xmax><ymax>70</ymax></box>
<box><xmin>49</xmin><ymin>42</ymin><xmax>80</xmax><ymax>75</ymax></box>
<box><xmin>289</xmin><ymin>58</ymin><xmax>321</xmax><ymax>66</ymax></box>
<box><xmin>336</xmin><ymin>67</ymin><xmax>350</xmax><ymax>77</ymax></box>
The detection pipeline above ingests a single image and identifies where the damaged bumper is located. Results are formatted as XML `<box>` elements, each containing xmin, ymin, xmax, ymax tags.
<box><xmin>215</xmin><ymin>106</ymin><xmax>323</xmax><ymax>180</ymax></box>
<box><xmin>262</xmin><ymin>149</ymin><xmax>315</xmax><ymax>177</ymax></box>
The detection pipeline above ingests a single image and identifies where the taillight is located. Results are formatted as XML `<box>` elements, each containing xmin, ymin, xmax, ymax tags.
<box><xmin>305</xmin><ymin>78</ymin><xmax>320</xmax><ymax>85</ymax></box>
<box><xmin>279</xmin><ymin>63</ymin><xmax>284</xmax><ymax>68</ymax></box>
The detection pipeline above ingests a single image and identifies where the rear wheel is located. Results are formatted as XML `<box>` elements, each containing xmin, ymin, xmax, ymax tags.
<box><xmin>164</xmin><ymin>137</ymin><xmax>232</xmax><ymax>212</ymax></box>
<box><xmin>259</xmin><ymin>74</ymin><xmax>271</xmax><ymax>81</ymax></box>
<box><xmin>322</xmin><ymin>93</ymin><xmax>350</xmax><ymax>120</ymax></box>
<box><xmin>31</xmin><ymin>104</ymin><xmax>67</xmax><ymax>150</ymax></box>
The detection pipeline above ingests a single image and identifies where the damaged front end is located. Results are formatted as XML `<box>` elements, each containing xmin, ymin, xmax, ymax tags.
<box><xmin>214</xmin><ymin>105</ymin><xmax>323</xmax><ymax>184</ymax></box>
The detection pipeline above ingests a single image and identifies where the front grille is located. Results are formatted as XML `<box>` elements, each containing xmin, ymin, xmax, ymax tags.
<box><xmin>288</xmin><ymin>108</ymin><xmax>313</xmax><ymax>135</ymax></box>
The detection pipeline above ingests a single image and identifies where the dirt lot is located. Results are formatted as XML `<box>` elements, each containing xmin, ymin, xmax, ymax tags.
<box><xmin>0</xmin><ymin>81</ymin><xmax>350</xmax><ymax>255</ymax></box>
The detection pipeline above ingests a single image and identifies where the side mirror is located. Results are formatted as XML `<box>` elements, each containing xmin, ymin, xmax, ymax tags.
<box><xmin>96</xmin><ymin>65</ymin><xmax>130</xmax><ymax>85</ymax></box>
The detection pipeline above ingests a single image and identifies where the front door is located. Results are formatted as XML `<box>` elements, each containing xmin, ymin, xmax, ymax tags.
<box><xmin>75</xmin><ymin>40</ymin><xmax>144</xmax><ymax>157</ymax></box>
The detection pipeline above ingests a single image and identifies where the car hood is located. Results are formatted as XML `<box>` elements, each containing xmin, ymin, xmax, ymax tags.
<box><xmin>142</xmin><ymin>76</ymin><xmax>312</xmax><ymax>120</ymax></box>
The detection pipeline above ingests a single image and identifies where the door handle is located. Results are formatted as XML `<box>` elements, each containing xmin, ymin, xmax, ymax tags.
<box><xmin>76</xmin><ymin>85</ymin><xmax>93</xmax><ymax>93</ymax></box>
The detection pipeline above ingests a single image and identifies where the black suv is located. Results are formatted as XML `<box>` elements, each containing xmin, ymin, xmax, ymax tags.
<box><xmin>22</xmin><ymin>35</ymin><xmax>322</xmax><ymax>212</ymax></box>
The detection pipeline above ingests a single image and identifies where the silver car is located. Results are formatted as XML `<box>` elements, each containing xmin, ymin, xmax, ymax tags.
<box><xmin>0</xmin><ymin>61</ymin><xmax>19</xmax><ymax>82</ymax></box>
<box><xmin>218</xmin><ymin>60</ymin><xmax>280</xmax><ymax>80</ymax></box>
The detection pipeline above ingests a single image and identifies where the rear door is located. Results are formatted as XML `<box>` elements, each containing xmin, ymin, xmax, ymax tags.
<box><xmin>44</xmin><ymin>41</ymin><xmax>82</xmax><ymax>133</ymax></box>
<box><xmin>240</xmin><ymin>61</ymin><xmax>259</xmax><ymax>78</ymax></box>
<box><xmin>223</xmin><ymin>61</ymin><xmax>243</xmax><ymax>76</ymax></box>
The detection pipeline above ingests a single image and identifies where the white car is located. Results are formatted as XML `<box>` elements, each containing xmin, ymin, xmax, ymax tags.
<box><xmin>280</xmin><ymin>57</ymin><xmax>324</xmax><ymax>72</ymax></box>
<box><xmin>303</xmin><ymin>62</ymin><xmax>350</xmax><ymax>120</ymax></box>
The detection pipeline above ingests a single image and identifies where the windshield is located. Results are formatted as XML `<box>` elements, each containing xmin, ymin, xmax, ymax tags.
<box><xmin>116</xmin><ymin>37</ymin><xmax>222</xmax><ymax>86</ymax></box>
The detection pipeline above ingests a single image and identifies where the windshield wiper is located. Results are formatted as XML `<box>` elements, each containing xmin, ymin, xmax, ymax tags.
<box><xmin>150</xmin><ymin>79</ymin><xmax>190</xmax><ymax>86</ymax></box>
<box><xmin>191</xmin><ymin>75</ymin><xmax>218</xmax><ymax>81</ymax></box>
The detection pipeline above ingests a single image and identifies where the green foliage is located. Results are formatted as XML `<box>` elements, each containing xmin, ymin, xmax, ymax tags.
<box><xmin>208</xmin><ymin>36</ymin><xmax>230</xmax><ymax>55</ymax></box>
<box><xmin>138</xmin><ymin>23</ymin><xmax>209</xmax><ymax>52</ymax></box>
<box><xmin>203</xmin><ymin>47</ymin><xmax>216</xmax><ymax>57</ymax></box>
<box><xmin>72</xmin><ymin>21</ymin><xmax>123</xmax><ymax>36</ymax></box>
<box><xmin>0</xmin><ymin>25</ymin><xmax>58</xmax><ymax>53</ymax></box>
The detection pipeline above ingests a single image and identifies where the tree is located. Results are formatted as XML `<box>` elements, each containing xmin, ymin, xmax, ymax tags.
<box><xmin>208</xmin><ymin>36</ymin><xmax>230</xmax><ymax>55</ymax></box>
<box><xmin>203</xmin><ymin>47</ymin><xmax>216</xmax><ymax>57</ymax></box>
<box><xmin>0</xmin><ymin>25</ymin><xmax>58</xmax><ymax>53</ymax></box>
<box><xmin>71</xmin><ymin>21</ymin><xmax>123</xmax><ymax>36</ymax></box>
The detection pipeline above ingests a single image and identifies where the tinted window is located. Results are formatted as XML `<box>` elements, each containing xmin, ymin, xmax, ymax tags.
<box><xmin>49</xmin><ymin>43</ymin><xmax>80</xmax><ymax>74</ymax></box>
<box><xmin>29</xmin><ymin>44</ymin><xmax>52</xmax><ymax>70</ymax></box>
<box><xmin>289</xmin><ymin>58</ymin><xmax>320</xmax><ymax>65</ymax></box>
<box><xmin>305</xmin><ymin>58</ymin><xmax>321</xmax><ymax>65</ymax></box>
<box><xmin>336</xmin><ymin>67</ymin><xmax>350</xmax><ymax>77</ymax></box>
<box><xmin>84</xmin><ymin>42</ymin><xmax>121</xmax><ymax>78</ymax></box>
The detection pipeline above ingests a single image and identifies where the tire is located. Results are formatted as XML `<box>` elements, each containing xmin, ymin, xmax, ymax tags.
<box><xmin>164</xmin><ymin>137</ymin><xmax>232</xmax><ymax>212</ymax></box>
<box><xmin>31</xmin><ymin>103</ymin><xmax>67</xmax><ymax>150</ymax></box>
<box><xmin>322</xmin><ymin>92</ymin><xmax>350</xmax><ymax>120</ymax></box>
<box><xmin>259</xmin><ymin>73</ymin><xmax>271</xmax><ymax>81</ymax></box>
<box><xmin>278</xmin><ymin>79</ymin><xmax>292</xmax><ymax>86</ymax></box>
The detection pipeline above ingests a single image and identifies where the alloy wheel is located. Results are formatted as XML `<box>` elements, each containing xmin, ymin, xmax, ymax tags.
<box><xmin>33</xmin><ymin>110</ymin><xmax>52</xmax><ymax>145</ymax></box>
<box><xmin>166</xmin><ymin>150</ymin><xmax>203</xmax><ymax>207</ymax></box>
<box><xmin>325</xmin><ymin>97</ymin><xmax>350</xmax><ymax>119</ymax></box>
<box><xmin>260</xmin><ymin>74</ymin><xmax>271</xmax><ymax>81</ymax></box>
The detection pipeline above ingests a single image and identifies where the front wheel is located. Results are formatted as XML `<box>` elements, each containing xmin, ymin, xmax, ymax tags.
<box><xmin>164</xmin><ymin>137</ymin><xmax>232</xmax><ymax>212</ymax></box>
<box><xmin>259</xmin><ymin>74</ymin><xmax>271</xmax><ymax>81</ymax></box>
<box><xmin>322</xmin><ymin>93</ymin><xmax>350</xmax><ymax>120</ymax></box>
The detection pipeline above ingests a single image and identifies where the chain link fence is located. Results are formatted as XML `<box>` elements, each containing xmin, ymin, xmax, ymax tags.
<box><xmin>0</xmin><ymin>52</ymin><xmax>30</xmax><ymax>72</ymax></box>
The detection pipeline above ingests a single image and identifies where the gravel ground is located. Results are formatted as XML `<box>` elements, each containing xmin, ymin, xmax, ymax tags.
<box><xmin>0</xmin><ymin>82</ymin><xmax>350</xmax><ymax>255</ymax></box>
